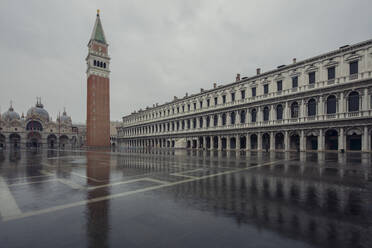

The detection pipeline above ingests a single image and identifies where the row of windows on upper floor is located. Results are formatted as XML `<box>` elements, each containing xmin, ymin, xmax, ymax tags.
<box><xmin>124</xmin><ymin>61</ymin><xmax>361</xmax><ymax>124</ymax></box>
<box><xmin>93</xmin><ymin>60</ymin><xmax>106</xmax><ymax>69</ymax></box>
<box><xmin>121</xmin><ymin>91</ymin><xmax>364</xmax><ymax>135</ymax></box>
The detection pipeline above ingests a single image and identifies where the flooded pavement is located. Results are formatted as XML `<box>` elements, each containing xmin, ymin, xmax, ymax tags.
<box><xmin>0</xmin><ymin>149</ymin><xmax>371</xmax><ymax>248</ymax></box>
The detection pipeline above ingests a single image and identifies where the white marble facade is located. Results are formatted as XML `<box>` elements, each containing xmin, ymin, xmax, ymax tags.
<box><xmin>0</xmin><ymin>99</ymin><xmax>79</xmax><ymax>149</ymax></box>
<box><xmin>117</xmin><ymin>39</ymin><xmax>372</xmax><ymax>152</ymax></box>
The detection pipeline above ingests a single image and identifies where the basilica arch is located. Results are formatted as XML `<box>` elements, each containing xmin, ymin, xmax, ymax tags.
<box><xmin>27</xmin><ymin>132</ymin><xmax>42</xmax><ymax>148</ymax></box>
<box><xmin>9</xmin><ymin>133</ymin><xmax>21</xmax><ymax>149</ymax></box>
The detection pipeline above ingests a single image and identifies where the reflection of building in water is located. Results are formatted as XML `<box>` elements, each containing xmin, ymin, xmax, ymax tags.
<box><xmin>85</xmin><ymin>151</ymin><xmax>111</xmax><ymax>248</ymax></box>
<box><xmin>118</xmin><ymin>39</ymin><xmax>372</xmax><ymax>152</ymax></box>
<box><xmin>117</xmin><ymin>152</ymin><xmax>372</xmax><ymax>248</ymax></box>
<box><xmin>0</xmin><ymin>99</ymin><xmax>82</xmax><ymax>149</ymax></box>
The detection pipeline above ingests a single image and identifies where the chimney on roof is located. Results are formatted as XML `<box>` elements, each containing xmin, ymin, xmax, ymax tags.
<box><xmin>213</xmin><ymin>83</ymin><xmax>217</xmax><ymax>88</ymax></box>
<box><xmin>185</xmin><ymin>93</ymin><xmax>188</xmax><ymax>97</ymax></box>
<box><xmin>256</xmin><ymin>68</ymin><xmax>261</xmax><ymax>75</ymax></box>
<box><xmin>236</xmin><ymin>73</ymin><xmax>240</xmax><ymax>82</ymax></box>
<box><xmin>293</xmin><ymin>58</ymin><xmax>297</xmax><ymax>64</ymax></box>
<box><xmin>200</xmin><ymin>88</ymin><xmax>204</xmax><ymax>93</ymax></box>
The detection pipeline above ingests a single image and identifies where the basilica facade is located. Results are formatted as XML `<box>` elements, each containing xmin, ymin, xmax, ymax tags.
<box><xmin>117</xmin><ymin>39</ymin><xmax>372</xmax><ymax>152</ymax></box>
<box><xmin>0</xmin><ymin>99</ymin><xmax>79</xmax><ymax>149</ymax></box>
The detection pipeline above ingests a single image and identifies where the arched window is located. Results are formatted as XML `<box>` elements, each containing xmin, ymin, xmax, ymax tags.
<box><xmin>103</xmin><ymin>63</ymin><xmax>106</xmax><ymax>68</ymax></box>
<box><xmin>276</xmin><ymin>104</ymin><xmax>283</xmax><ymax>120</ymax></box>
<box><xmin>326</xmin><ymin>95</ymin><xmax>337</xmax><ymax>114</ymax></box>
<box><xmin>291</xmin><ymin>102</ymin><xmax>299</xmax><ymax>118</ymax></box>
<box><xmin>93</xmin><ymin>60</ymin><xmax>96</xmax><ymax>66</ymax></box>
<box><xmin>206</xmin><ymin>116</ymin><xmax>210</xmax><ymax>127</ymax></box>
<box><xmin>222</xmin><ymin>113</ymin><xmax>226</xmax><ymax>126</ymax></box>
<box><xmin>182</xmin><ymin>120</ymin><xmax>185</xmax><ymax>129</ymax></box>
<box><xmin>26</xmin><ymin>121</ymin><xmax>43</xmax><ymax>131</ymax></box>
<box><xmin>307</xmin><ymin>98</ymin><xmax>316</xmax><ymax>116</ymax></box>
<box><xmin>240</xmin><ymin>110</ymin><xmax>246</xmax><ymax>123</ymax></box>
<box><xmin>213</xmin><ymin>115</ymin><xmax>218</xmax><ymax>126</ymax></box>
<box><xmin>348</xmin><ymin>91</ymin><xmax>359</xmax><ymax>112</ymax></box>
<box><xmin>251</xmin><ymin>109</ymin><xmax>257</xmax><ymax>123</ymax></box>
<box><xmin>100</xmin><ymin>61</ymin><xmax>103</xmax><ymax>67</ymax></box>
<box><xmin>187</xmin><ymin>119</ymin><xmax>191</xmax><ymax>129</ymax></box>
<box><xmin>230</xmin><ymin>112</ymin><xmax>236</xmax><ymax>125</ymax></box>
<box><xmin>193</xmin><ymin>118</ymin><xmax>196</xmax><ymax>128</ymax></box>
<box><xmin>263</xmin><ymin>106</ymin><xmax>270</xmax><ymax>121</ymax></box>
<box><xmin>199</xmin><ymin>117</ymin><xmax>203</xmax><ymax>128</ymax></box>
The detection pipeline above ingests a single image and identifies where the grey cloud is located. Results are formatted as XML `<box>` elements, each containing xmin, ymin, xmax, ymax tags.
<box><xmin>1</xmin><ymin>0</ymin><xmax>372</xmax><ymax>122</ymax></box>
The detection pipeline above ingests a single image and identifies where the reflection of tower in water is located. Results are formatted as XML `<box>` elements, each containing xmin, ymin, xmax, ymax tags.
<box><xmin>86</xmin><ymin>151</ymin><xmax>111</xmax><ymax>248</ymax></box>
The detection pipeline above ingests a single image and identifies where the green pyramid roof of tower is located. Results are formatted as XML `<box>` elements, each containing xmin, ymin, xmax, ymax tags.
<box><xmin>90</xmin><ymin>12</ymin><xmax>107</xmax><ymax>44</ymax></box>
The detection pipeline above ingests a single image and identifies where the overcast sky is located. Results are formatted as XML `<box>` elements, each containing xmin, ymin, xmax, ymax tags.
<box><xmin>1</xmin><ymin>0</ymin><xmax>372</xmax><ymax>123</ymax></box>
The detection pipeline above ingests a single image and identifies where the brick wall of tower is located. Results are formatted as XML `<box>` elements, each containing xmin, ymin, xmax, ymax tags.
<box><xmin>86</xmin><ymin>74</ymin><xmax>110</xmax><ymax>147</ymax></box>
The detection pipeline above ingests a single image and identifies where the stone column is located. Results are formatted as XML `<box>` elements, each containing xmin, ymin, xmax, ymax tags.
<box><xmin>257</xmin><ymin>107</ymin><xmax>262</xmax><ymax>123</ymax></box>
<box><xmin>270</xmin><ymin>105</ymin><xmax>275</xmax><ymax>122</ymax></box>
<box><xmin>300</xmin><ymin>130</ymin><xmax>305</xmax><ymax>151</ymax></box>
<box><xmin>218</xmin><ymin>114</ymin><xmax>222</xmax><ymax>126</ymax></box>
<box><xmin>270</xmin><ymin>132</ymin><xmax>275</xmax><ymax>150</ymax></box>
<box><xmin>203</xmin><ymin>136</ymin><xmax>207</xmax><ymax>149</ymax></box>
<box><xmin>257</xmin><ymin>133</ymin><xmax>262</xmax><ymax>151</ymax></box>
<box><xmin>226</xmin><ymin>136</ymin><xmax>231</xmax><ymax>150</ymax></box>
<box><xmin>300</xmin><ymin>99</ymin><xmax>305</xmax><ymax>120</ymax></box>
<box><xmin>246</xmin><ymin>110</ymin><xmax>251</xmax><ymax>124</ymax></box>
<box><xmin>236</xmin><ymin>135</ymin><xmax>240</xmax><ymax>150</ymax></box>
<box><xmin>284</xmin><ymin>131</ymin><xmax>289</xmax><ymax>151</ymax></box>
<box><xmin>246</xmin><ymin>134</ymin><xmax>251</xmax><ymax>150</ymax></box>
<box><xmin>339</xmin><ymin>92</ymin><xmax>345</xmax><ymax>116</ymax></box>
<box><xmin>362</xmin><ymin>126</ymin><xmax>369</xmax><ymax>152</ymax></box>
<box><xmin>318</xmin><ymin>129</ymin><xmax>324</xmax><ymax>151</ymax></box>
<box><xmin>236</xmin><ymin>111</ymin><xmax>240</xmax><ymax>125</ymax></box>
<box><xmin>362</xmin><ymin>88</ymin><xmax>369</xmax><ymax>111</ymax></box>
<box><xmin>284</xmin><ymin>102</ymin><xmax>289</xmax><ymax>120</ymax></box>
<box><xmin>227</xmin><ymin>113</ymin><xmax>231</xmax><ymax>126</ymax></box>
<box><xmin>318</xmin><ymin>96</ymin><xmax>324</xmax><ymax>119</ymax></box>
<box><xmin>218</xmin><ymin>136</ymin><xmax>222</xmax><ymax>151</ymax></box>
<box><xmin>338</xmin><ymin>127</ymin><xmax>345</xmax><ymax>152</ymax></box>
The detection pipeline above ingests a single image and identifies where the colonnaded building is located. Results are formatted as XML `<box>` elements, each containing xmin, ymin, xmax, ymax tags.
<box><xmin>0</xmin><ymin>99</ymin><xmax>79</xmax><ymax>149</ymax></box>
<box><xmin>117</xmin><ymin>39</ymin><xmax>372</xmax><ymax>152</ymax></box>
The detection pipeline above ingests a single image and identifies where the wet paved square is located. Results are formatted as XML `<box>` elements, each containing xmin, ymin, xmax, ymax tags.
<box><xmin>0</xmin><ymin>149</ymin><xmax>371</xmax><ymax>248</ymax></box>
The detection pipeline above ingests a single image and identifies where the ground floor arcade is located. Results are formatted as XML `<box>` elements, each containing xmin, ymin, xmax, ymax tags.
<box><xmin>119</xmin><ymin>125</ymin><xmax>372</xmax><ymax>152</ymax></box>
<box><xmin>0</xmin><ymin>132</ymin><xmax>78</xmax><ymax>150</ymax></box>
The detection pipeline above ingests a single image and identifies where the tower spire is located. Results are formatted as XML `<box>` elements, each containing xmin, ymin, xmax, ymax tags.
<box><xmin>90</xmin><ymin>10</ymin><xmax>107</xmax><ymax>44</ymax></box>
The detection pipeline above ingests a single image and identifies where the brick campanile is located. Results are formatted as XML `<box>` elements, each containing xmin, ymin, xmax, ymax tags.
<box><xmin>86</xmin><ymin>10</ymin><xmax>110</xmax><ymax>147</ymax></box>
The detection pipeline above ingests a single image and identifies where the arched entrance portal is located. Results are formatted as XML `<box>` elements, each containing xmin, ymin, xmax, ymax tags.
<box><xmin>0</xmin><ymin>134</ymin><xmax>6</xmax><ymax>149</ymax></box>
<box><xmin>221</xmin><ymin>137</ymin><xmax>227</xmax><ymax>150</ymax></box>
<box><xmin>250</xmin><ymin>134</ymin><xmax>257</xmax><ymax>150</ymax></box>
<box><xmin>187</xmin><ymin>140</ymin><xmax>191</xmax><ymax>148</ymax></box>
<box><xmin>240</xmin><ymin>136</ymin><xmax>246</xmax><ymax>149</ymax></box>
<box><xmin>306</xmin><ymin>133</ymin><xmax>318</xmax><ymax>150</ymax></box>
<box><xmin>325</xmin><ymin>129</ymin><xmax>338</xmax><ymax>150</ymax></box>
<box><xmin>47</xmin><ymin>134</ymin><xmax>57</xmax><ymax>149</ymax></box>
<box><xmin>230</xmin><ymin>137</ymin><xmax>236</xmax><ymax>149</ymax></box>
<box><xmin>9</xmin><ymin>133</ymin><xmax>21</xmax><ymax>149</ymax></box>
<box><xmin>206</xmin><ymin>137</ymin><xmax>211</xmax><ymax>149</ymax></box>
<box><xmin>213</xmin><ymin>136</ymin><xmax>218</xmax><ymax>149</ymax></box>
<box><xmin>27</xmin><ymin>132</ymin><xmax>42</xmax><ymax>149</ymax></box>
<box><xmin>290</xmin><ymin>134</ymin><xmax>300</xmax><ymax>150</ymax></box>
<box><xmin>275</xmin><ymin>133</ymin><xmax>284</xmax><ymax>150</ymax></box>
<box><xmin>59</xmin><ymin>135</ymin><xmax>69</xmax><ymax>149</ymax></box>
<box><xmin>262</xmin><ymin>133</ymin><xmax>270</xmax><ymax>151</ymax></box>
<box><xmin>346</xmin><ymin>129</ymin><xmax>362</xmax><ymax>151</ymax></box>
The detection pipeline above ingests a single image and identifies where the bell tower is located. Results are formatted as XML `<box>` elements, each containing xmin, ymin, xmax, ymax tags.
<box><xmin>86</xmin><ymin>10</ymin><xmax>110</xmax><ymax>147</ymax></box>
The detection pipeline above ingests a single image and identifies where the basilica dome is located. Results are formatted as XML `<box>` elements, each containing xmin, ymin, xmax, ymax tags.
<box><xmin>2</xmin><ymin>105</ymin><xmax>20</xmax><ymax>122</ymax></box>
<box><xmin>58</xmin><ymin>109</ymin><xmax>72</xmax><ymax>124</ymax></box>
<box><xmin>27</xmin><ymin>100</ymin><xmax>49</xmax><ymax>121</ymax></box>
